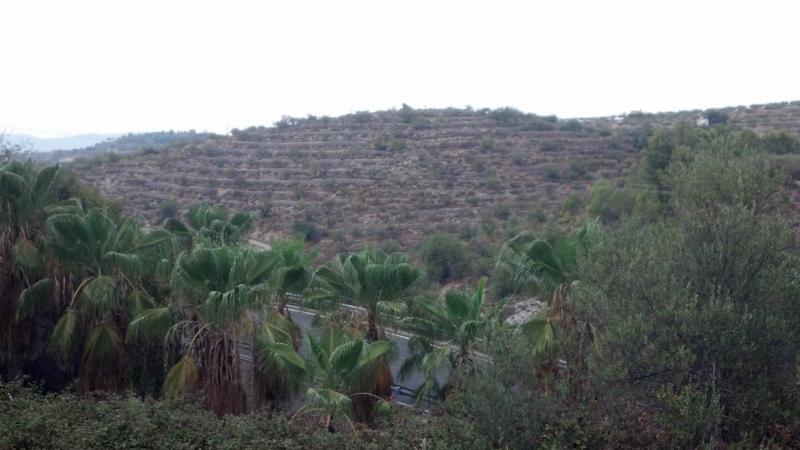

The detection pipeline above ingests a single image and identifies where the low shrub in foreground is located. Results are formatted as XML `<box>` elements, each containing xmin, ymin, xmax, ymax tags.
<box><xmin>0</xmin><ymin>382</ymin><xmax>486</xmax><ymax>450</ymax></box>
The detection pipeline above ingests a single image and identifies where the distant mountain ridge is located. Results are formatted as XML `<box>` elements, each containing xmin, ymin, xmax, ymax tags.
<box><xmin>32</xmin><ymin>130</ymin><xmax>213</xmax><ymax>162</ymax></box>
<box><xmin>5</xmin><ymin>133</ymin><xmax>119</xmax><ymax>152</ymax></box>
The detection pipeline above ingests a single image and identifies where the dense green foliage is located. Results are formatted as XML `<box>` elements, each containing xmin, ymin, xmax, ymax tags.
<box><xmin>0</xmin><ymin>381</ymin><xmax>485</xmax><ymax>449</ymax></box>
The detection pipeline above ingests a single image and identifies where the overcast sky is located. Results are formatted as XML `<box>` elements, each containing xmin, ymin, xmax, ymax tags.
<box><xmin>1</xmin><ymin>0</ymin><xmax>798</xmax><ymax>137</ymax></box>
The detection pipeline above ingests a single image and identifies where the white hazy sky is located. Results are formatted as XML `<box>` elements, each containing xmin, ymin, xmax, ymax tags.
<box><xmin>1</xmin><ymin>0</ymin><xmax>798</xmax><ymax>137</ymax></box>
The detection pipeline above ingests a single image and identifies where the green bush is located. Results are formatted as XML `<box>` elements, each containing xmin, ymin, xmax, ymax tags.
<box><xmin>579</xmin><ymin>144</ymin><xmax>800</xmax><ymax>447</ymax></box>
<box><xmin>761</xmin><ymin>130</ymin><xmax>800</xmax><ymax>154</ymax></box>
<box><xmin>488</xmin><ymin>107</ymin><xmax>526</xmax><ymax>125</ymax></box>
<box><xmin>291</xmin><ymin>217</ymin><xmax>319</xmax><ymax>242</ymax></box>
<box><xmin>0</xmin><ymin>382</ymin><xmax>487</xmax><ymax>449</ymax></box>
<box><xmin>416</xmin><ymin>233</ymin><xmax>468</xmax><ymax>282</ymax></box>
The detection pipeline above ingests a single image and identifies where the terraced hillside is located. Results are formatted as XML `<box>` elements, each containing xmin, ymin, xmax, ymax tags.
<box><xmin>76</xmin><ymin>102</ymin><xmax>800</xmax><ymax>252</ymax></box>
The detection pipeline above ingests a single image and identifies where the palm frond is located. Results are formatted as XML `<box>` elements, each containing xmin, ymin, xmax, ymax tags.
<box><xmin>376</xmin><ymin>300</ymin><xmax>407</xmax><ymax>317</ymax></box>
<box><xmin>329</xmin><ymin>339</ymin><xmax>364</xmax><ymax>373</ymax></box>
<box><xmin>518</xmin><ymin>318</ymin><xmax>558</xmax><ymax>359</ymax></box>
<box><xmin>0</xmin><ymin>170</ymin><xmax>31</xmax><ymax>200</ymax></box>
<box><xmin>49</xmin><ymin>309</ymin><xmax>80</xmax><ymax>364</ymax></box>
<box><xmin>44</xmin><ymin>197</ymin><xmax>84</xmax><ymax>215</ymax></box>
<box><xmin>12</xmin><ymin>238</ymin><xmax>39</xmax><ymax>269</ymax></box>
<box><xmin>162</xmin><ymin>354</ymin><xmax>200</xmax><ymax>398</ymax></box>
<box><xmin>305</xmin><ymin>387</ymin><xmax>354</xmax><ymax>419</ymax></box>
<box><xmin>81</xmin><ymin>323</ymin><xmax>126</xmax><ymax>385</ymax></box>
<box><xmin>444</xmin><ymin>290</ymin><xmax>470</xmax><ymax>319</ymax></box>
<box><xmin>419</xmin><ymin>345</ymin><xmax>453</xmax><ymax>379</ymax></box>
<box><xmin>32</xmin><ymin>164</ymin><xmax>59</xmax><ymax>198</ymax></box>
<box><xmin>260</xmin><ymin>341</ymin><xmax>307</xmax><ymax>374</ymax></box>
<box><xmin>357</xmin><ymin>340</ymin><xmax>396</xmax><ymax>369</ymax></box>
<box><xmin>16</xmin><ymin>278</ymin><xmax>54</xmax><ymax>320</ymax></box>
<box><xmin>47</xmin><ymin>213</ymin><xmax>90</xmax><ymax>246</ymax></box>
<box><xmin>101</xmin><ymin>251</ymin><xmax>141</xmax><ymax>280</ymax></box>
<box><xmin>127</xmin><ymin>307</ymin><xmax>172</xmax><ymax>342</ymax></box>
<box><xmin>126</xmin><ymin>289</ymin><xmax>156</xmax><ymax>318</ymax></box>
<box><xmin>136</xmin><ymin>229</ymin><xmax>175</xmax><ymax>251</ymax></box>
<box><xmin>79</xmin><ymin>275</ymin><xmax>118</xmax><ymax>317</ymax></box>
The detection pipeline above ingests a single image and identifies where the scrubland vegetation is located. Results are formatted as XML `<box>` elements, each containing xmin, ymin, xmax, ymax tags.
<box><xmin>3</xmin><ymin>114</ymin><xmax>800</xmax><ymax>448</ymax></box>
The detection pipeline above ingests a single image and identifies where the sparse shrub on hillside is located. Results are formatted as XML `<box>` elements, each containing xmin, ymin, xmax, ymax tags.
<box><xmin>568</xmin><ymin>160</ymin><xmax>587</xmax><ymax>178</ymax></box>
<box><xmin>292</xmin><ymin>216</ymin><xmax>319</xmax><ymax>242</ymax></box>
<box><xmin>308</xmin><ymin>160</ymin><xmax>321</xmax><ymax>178</ymax></box>
<box><xmin>522</xmin><ymin>116</ymin><xmax>557</xmax><ymax>131</ymax></box>
<box><xmin>411</xmin><ymin>116</ymin><xmax>433</xmax><ymax>130</ymax></box>
<box><xmin>391</xmin><ymin>138</ymin><xmax>407</xmax><ymax>151</ymax></box>
<box><xmin>480</xmin><ymin>216</ymin><xmax>497</xmax><ymax>237</ymax></box>
<box><xmin>486</xmin><ymin>175</ymin><xmax>500</xmax><ymax>190</ymax></box>
<box><xmin>502</xmin><ymin>213</ymin><xmax>522</xmax><ymax>240</ymax></box>
<box><xmin>561</xmin><ymin>192</ymin><xmax>583</xmax><ymax>217</ymax></box>
<box><xmin>561</xmin><ymin>119</ymin><xmax>584</xmax><ymax>131</ymax></box>
<box><xmin>543</xmin><ymin>164</ymin><xmax>561</xmax><ymax>181</ymax></box>
<box><xmin>354</xmin><ymin>111</ymin><xmax>371</xmax><ymax>123</ymax></box>
<box><xmin>489</xmin><ymin>107</ymin><xmax>527</xmax><ymax>126</ymax></box>
<box><xmin>400</xmin><ymin>103</ymin><xmax>433</xmax><ymax>130</ymax></box>
<box><xmin>417</xmin><ymin>233</ymin><xmax>468</xmax><ymax>282</ymax></box>
<box><xmin>540</xmin><ymin>141</ymin><xmax>562</xmax><ymax>152</ymax></box>
<box><xmin>399</xmin><ymin>103</ymin><xmax>417</xmax><ymax>123</ymax></box>
<box><xmin>275</xmin><ymin>115</ymin><xmax>299</xmax><ymax>129</ymax></box>
<box><xmin>257</xmin><ymin>200</ymin><xmax>272</xmax><ymax>218</ymax></box>
<box><xmin>493</xmin><ymin>203</ymin><xmax>512</xmax><ymax>221</ymax></box>
<box><xmin>159</xmin><ymin>198</ymin><xmax>178</xmax><ymax>219</ymax></box>
<box><xmin>606</xmin><ymin>132</ymin><xmax>624</xmax><ymax>150</ymax></box>
<box><xmin>371</xmin><ymin>132</ymin><xmax>391</xmax><ymax>151</ymax></box>
<box><xmin>479</xmin><ymin>137</ymin><xmax>495</xmax><ymax>152</ymax></box>
<box><xmin>526</xmin><ymin>207</ymin><xmax>547</xmax><ymax>223</ymax></box>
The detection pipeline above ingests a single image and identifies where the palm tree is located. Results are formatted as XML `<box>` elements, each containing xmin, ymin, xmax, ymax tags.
<box><xmin>265</xmin><ymin>238</ymin><xmax>315</xmax><ymax>321</ymax></box>
<box><xmin>184</xmin><ymin>202</ymin><xmax>254</xmax><ymax>246</ymax></box>
<box><xmin>287</xmin><ymin>320</ymin><xmax>395</xmax><ymax>430</ymax></box>
<box><xmin>307</xmin><ymin>249</ymin><xmax>420</xmax><ymax>341</ymax></box>
<box><xmin>495</xmin><ymin>220</ymin><xmax>598</xmax><ymax>362</ymax></box>
<box><xmin>400</xmin><ymin>278</ymin><xmax>499</xmax><ymax>400</ymax></box>
<box><xmin>140</xmin><ymin>244</ymin><xmax>278</xmax><ymax>415</ymax></box>
<box><xmin>0</xmin><ymin>161</ymin><xmax>61</xmax><ymax>373</ymax></box>
<box><xmin>46</xmin><ymin>206</ymin><xmax>156</xmax><ymax>393</ymax></box>
<box><xmin>306</xmin><ymin>250</ymin><xmax>418</xmax><ymax>414</ymax></box>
